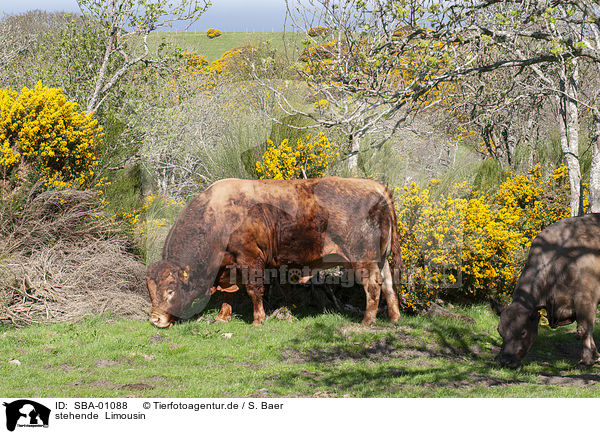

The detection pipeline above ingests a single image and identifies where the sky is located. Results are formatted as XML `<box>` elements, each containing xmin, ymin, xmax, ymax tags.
<box><xmin>0</xmin><ymin>0</ymin><xmax>290</xmax><ymax>32</ymax></box>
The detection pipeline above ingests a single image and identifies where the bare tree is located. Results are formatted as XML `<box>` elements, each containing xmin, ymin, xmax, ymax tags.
<box><xmin>442</xmin><ymin>0</ymin><xmax>600</xmax><ymax>215</ymax></box>
<box><xmin>448</xmin><ymin>54</ymin><xmax>548</xmax><ymax>170</ymax></box>
<box><xmin>253</xmin><ymin>0</ymin><xmax>461</xmax><ymax>169</ymax></box>
<box><xmin>77</xmin><ymin>0</ymin><xmax>211</xmax><ymax>114</ymax></box>
<box><xmin>0</xmin><ymin>15</ymin><xmax>36</xmax><ymax>70</ymax></box>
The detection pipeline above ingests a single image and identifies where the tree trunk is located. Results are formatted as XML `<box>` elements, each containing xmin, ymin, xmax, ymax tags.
<box><xmin>87</xmin><ymin>30</ymin><xmax>116</xmax><ymax>114</ymax></box>
<box><xmin>589</xmin><ymin>113</ymin><xmax>600</xmax><ymax>213</ymax></box>
<box><xmin>348</xmin><ymin>133</ymin><xmax>359</xmax><ymax>169</ymax></box>
<box><xmin>558</xmin><ymin>61</ymin><xmax>582</xmax><ymax>217</ymax></box>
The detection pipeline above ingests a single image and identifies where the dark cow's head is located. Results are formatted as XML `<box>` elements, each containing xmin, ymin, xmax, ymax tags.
<box><xmin>490</xmin><ymin>298</ymin><xmax>540</xmax><ymax>368</ymax></box>
<box><xmin>146</xmin><ymin>260</ymin><xmax>196</xmax><ymax>328</ymax></box>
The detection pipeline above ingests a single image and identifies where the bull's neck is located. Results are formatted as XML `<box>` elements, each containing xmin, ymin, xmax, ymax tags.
<box><xmin>512</xmin><ymin>283</ymin><xmax>541</xmax><ymax>312</ymax></box>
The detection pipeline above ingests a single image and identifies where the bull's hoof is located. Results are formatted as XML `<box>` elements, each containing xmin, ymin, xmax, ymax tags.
<box><xmin>577</xmin><ymin>357</ymin><xmax>597</xmax><ymax>367</ymax></box>
<box><xmin>252</xmin><ymin>319</ymin><xmax>265</xmax><ymax>326</ymax></box>
<box><xmin>389</xmin><ymin>313</ymin><xmax>401</xmax><ymax>323</ymax></box>
<box><xmin>214</xmin><ymin>316</ymin><xmax>231</xmax><ymax>323</ymax></box>
<box><xmin>361</xmin><ymin>318</ymin><xmax>376</xmax><ymax>326</ymax></box>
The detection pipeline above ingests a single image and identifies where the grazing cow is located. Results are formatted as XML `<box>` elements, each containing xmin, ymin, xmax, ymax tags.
<box><xmin>491</xmin><ymin>213</ymin><xmax>600</xmax><ymax>367</ymax></box>
<box><xmin>146</xmin><ymin>177</ymin><xmax>402</xmax><ymax>327</ymax></box>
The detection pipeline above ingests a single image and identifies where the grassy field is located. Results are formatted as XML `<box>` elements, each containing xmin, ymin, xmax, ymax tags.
<box><xmin>1</xmin><ymin>304</ymin><xmax>600</xmax><ymax>398</ymax></box>
<box><xmin>149</xmin><ymin>31</ymin><xmax>305</xmax><ymax>62</ymax></box>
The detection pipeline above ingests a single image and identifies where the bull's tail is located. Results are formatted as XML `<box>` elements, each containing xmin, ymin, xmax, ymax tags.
<box><xmin>382</xmin><ymin>185</ymin><xmax>404</xmax><ymax>289</ymax></box>
<box><xmin>381</xmin><ymin>185</ymin><xmax>403</xmax><ymax>322</ymax></box>
<box><xmin>390</xmin><ymin>226</ymin><xmax>404</xmax><ymax>291</ymax></box>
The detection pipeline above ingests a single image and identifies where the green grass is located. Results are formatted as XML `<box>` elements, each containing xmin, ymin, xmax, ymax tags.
<box><xmin>1</xmin><ymin>305</ymin><xmax>599</xmax><ymax>397</ymax></box>
<box><xmin>149</xmin><ymin>31</ymin><xmax>305</xmax><ymax>62</ymax></box>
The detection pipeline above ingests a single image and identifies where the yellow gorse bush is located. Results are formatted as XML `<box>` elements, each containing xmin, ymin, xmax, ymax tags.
<box><xmin>307</xmin><ymin>26</ymin><xmax>329</xmax><ymax>37</ymax></box>
<box><xmin>206</xmin><ymin>28</ymin><xmax>222</xmax><ymax>39</ymax></box>
<box><xmin>116</xmin><ymin>192</ymin><xmax>185</xmax><ymax>240</ymax></box>
<box><xmin>0</xmin><ymin>82</ymin><xmax>102</xmax><ymax>193</ymax></box>
<box><xmin>176</xmin><ymin>47</ymin><xmax>246</xmax><ymax>90</ymax></box>
<box><xmin>313</xmin><ymin>99</ymin><xmax>329</xmax><ymax>113</ymax></box>
<box><xmin>396</xmin><ymin>181</ymin><xmax>468</xmax><ymax>310</ymax></box>
<box><xmin>180</xmin><ymin>51</ymin><xmax>209</xmax><ymax>72</ymax></box>
<box><xmin>207</xmin><ymin>47</ymin><xmax>246</xmax><ymax>75</ymax></box>
<box><xmin>397</xmin><ymin>164</ymin><xmax>571</xmax><ymax>311</ymax></box>
<box><xmin>140</xmin><ymin>193</ymin><xmax>186</xmax><ymax>252</ymax></box>
<box><xmin>255</xmin><ymin>133</ymin><xmax>338</xmax><ymax>180</ymax></box>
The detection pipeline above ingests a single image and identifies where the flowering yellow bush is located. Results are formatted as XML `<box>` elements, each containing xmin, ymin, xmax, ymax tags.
<box><xmin>397</xmin><ymin>165</ymin><xmax>571</xmax><ymax>311</ymax></box>
<box><xmin>313</xmin><ymin>99</ymin><xmax>329</xmax><ymax>114</ymax></box>
<box><xmin>206</xmin><ymin>28</ymin><xmax>222</xmax><ymax>39</ymax></box>
<box><xmin>116</xmin><ymin>192</ymin><xmax>184</xmax><ymax>239</ymax></box>
<box><xmin>0</xmin><ymin>82</ymin><xmax>102</xmax><ymax>194</ymax></box>
<box><xmin>299</xmin><ymin>42</ymin><xmax>336</xmax><ymax>77</ymax></box>
<box><xmin>179</xmin><ymin>51</ymin><xmax>209</xmax><ymax>72</ymax></box>
<box><xmin>255</xmin><ymin>133</ymin><xmax>338</xmax><ymax>180</ymax></box>
<box><xmin>396</xmin><ymin>181</ymin><xmax>468</xmax><ymax>310</ymax></box>
<box><xmin>308</xmin><ymin>26</ymin><xmax>330</xmax><ymax>37</ymax></box>
<box><xmin>175</xmin><ymin>47</ymin><xmax>248</xmax><ymax>90</ymax></box>
<box><xmin>207</xmin><ymin>46</ymin><xmax>247</xmax><ymax>75</ymax></box>
<box><xmin>494</xmin><ymin>164</ymin><xmax>573</xmax><ymax>239</ymax></box>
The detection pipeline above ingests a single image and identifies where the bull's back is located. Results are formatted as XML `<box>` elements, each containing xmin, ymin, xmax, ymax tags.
<box><xmin>206</xmin><ymin>177</ymin><xmax>395</xmax><ymax>264</ymax></box>
<box><xmin>206</xmin><ymin>177</ymin><xmax>390</xmax><ymax>209</ymax></box>
<box><xmin>517</xmin><ymin>213</ymin><xmax>600</xmax><ymax>305</ymax></box>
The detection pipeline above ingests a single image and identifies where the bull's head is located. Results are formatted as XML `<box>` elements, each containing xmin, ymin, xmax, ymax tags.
<box><xmin>146</xmin><ymin>260</ymin><xmax>196</xmax><ymax>328</ymax></box>
<box><xmin>490</xmin><ymin>298</ymin><xmax>539</xmax><ymax>368</ymax></box>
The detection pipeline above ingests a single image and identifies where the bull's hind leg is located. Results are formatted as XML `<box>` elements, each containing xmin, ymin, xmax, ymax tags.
<box><xmin>381</xmin><ymin>261</ymin><xmax>401</xmax><ymax>323</ymax></box>
<box><xmin>354</xmin><ymin>263</ymin><xmax>382</xmax><ymax>325</ymax></box>
<box><xmin>574</xmin><ymin>296</ymin><xmax>600</xmax><ymax>366</ymax></box>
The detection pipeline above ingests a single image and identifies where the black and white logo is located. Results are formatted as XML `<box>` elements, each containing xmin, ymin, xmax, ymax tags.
<box><xmin>3</xmin><ymin>400</ymin><xmax>50</xmax><ymax>432</ymax></box>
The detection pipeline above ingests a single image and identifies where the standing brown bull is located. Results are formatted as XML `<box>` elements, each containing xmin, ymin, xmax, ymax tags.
<box><xmin>146</xmin><ymin>177</ymin><xmax>402</xmax><ymax>327</ymax></box>
<box><xmin>491</xmin><ymin>213</ymin><xmax>600</xmax><ymax>367</ymax></box>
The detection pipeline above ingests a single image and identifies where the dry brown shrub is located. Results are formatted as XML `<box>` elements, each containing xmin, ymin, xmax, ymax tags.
<box><xmin>0</xmin><ymin>189</ymin><xmax>118</xmax><ymax>253</ymax></box>
<box><xmin>0</xmin><ymin>190</ymin><xmax>149</xmax><ymax>326</ymax></box>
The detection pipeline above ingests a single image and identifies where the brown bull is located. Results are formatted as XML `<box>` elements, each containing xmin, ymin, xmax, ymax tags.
<box><xmin>491</xmin><ymin>213</ymin><xmax>600</xmax><ymax>367</ymax></box>
<box><xmin>146</xmin><ymin>177</ymin><xmax>402</xmax><ymax>327</ymax></box>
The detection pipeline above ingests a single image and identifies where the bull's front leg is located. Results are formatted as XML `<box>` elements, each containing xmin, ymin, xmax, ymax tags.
<box><xmin>246</xmin><ymin>281</ymin><xmax>266</xmax><ymax>326</ymax></box>
<box><xmin>238</xmin><ymin>260</ymin><xmax>267</xmax><ymax>325</ymax></box>
<box><xmin>575</xmin><ymin>298</ymin><xmax>600</xmax><ymax>366</ymax></box>
<box><xmin>215</xmin><ymin>292</ymin><xmax>234</xmax><ymax>322</ymax></box>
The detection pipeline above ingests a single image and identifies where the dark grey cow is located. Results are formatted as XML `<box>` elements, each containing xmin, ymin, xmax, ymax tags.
<box><xmin>491</xmin><ymin>213</ymin><xmax>600</xmax><ymax>367</ymax></box>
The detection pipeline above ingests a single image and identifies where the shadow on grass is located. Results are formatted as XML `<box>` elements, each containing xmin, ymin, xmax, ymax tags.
<box><xmin>200</xmin><ymin>281</ymin><xmax>370</xmax><ymax>324</ymax></box>
<box><xmin>189</xmin><ymin>283</ymin><xmax>600</xmax><ymax>396</ymax></box>
<box><xmin>268</xmin><ymin>313</ymin><xmax>600</xmax><ymax>396</ymax></box>
<box><xmin>523</xmin><ymin>325</ymin><xmax>600</xmax><ymax>367</ymax></box>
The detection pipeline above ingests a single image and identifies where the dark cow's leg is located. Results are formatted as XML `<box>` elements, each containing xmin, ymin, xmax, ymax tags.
<box><xmin>381</xmin><ymin>261</ymin><xmax>401</xmax><ymax>323</ymax></box>
<box><xmin>246</xmin><ymin>282</ymin><xmax>266</xmax><ymax>326</ymax></box>
<box><xmin>354</xmin><ymin>263</ymin><xmax>382</xmax><ymax>325</ymax></box>
<box><xmin>575</xmin><ymin>296</ymin><xmax>599</xmax><ymax>365</ymax></box>
<box><xmin>215</xmin><ymin>292</ymin><xmax>234</xmax><ymax>322</ymax></box>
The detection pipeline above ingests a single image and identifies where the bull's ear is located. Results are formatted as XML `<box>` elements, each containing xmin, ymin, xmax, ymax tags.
<box><xmin>179</xmin><ymin>265</ymin><xmax>190</xmax><ymax>285</ymax></box>
<box><xmin>530</xmin><ymin>309</ymin><xmax>540</xmax><ymax>322</ymax></box>
<box><xmin>489</xmin><ymin>297</ymin><xmax>506</xmax><ymax>316</ymax></box>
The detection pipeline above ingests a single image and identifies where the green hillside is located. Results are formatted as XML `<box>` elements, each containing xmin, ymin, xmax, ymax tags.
<box><xmin>149</xmin><ymin>31</ymin><xmax>305</xmax><ymax>62</ymax></box>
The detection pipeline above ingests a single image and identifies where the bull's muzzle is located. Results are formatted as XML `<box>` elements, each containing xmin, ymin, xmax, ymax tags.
<box><xmin>150</xmin><ymin>311</ymin><xmax>176</xmax><ymax>328</ymax></box>
<box><xmin>497</xmin><ymin>353</ymin><xmax>522</xmax><ymax>369</ymax></box>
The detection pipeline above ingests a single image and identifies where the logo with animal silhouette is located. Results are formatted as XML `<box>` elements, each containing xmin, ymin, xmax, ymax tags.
<box><xmin>3</xmin><ymin>400</ymin><xmax>50</xmax><ymax>431</ymax></box>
